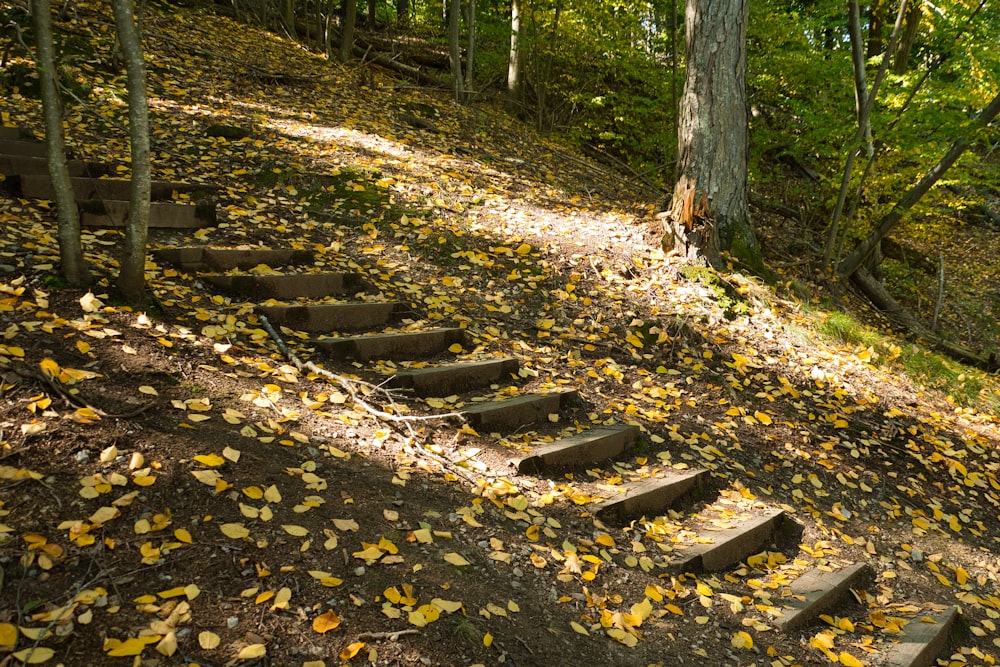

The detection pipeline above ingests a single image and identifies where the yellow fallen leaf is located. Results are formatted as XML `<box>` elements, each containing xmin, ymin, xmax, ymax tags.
<box><xmin>138</xmin><ymin>385</ymin><xmax>158</xmax><ymax>395</ymax></box>
<box><xmin>839</xmin><ymin>652</ymin><xmax>864</xmax><ymax>667</ymax></box>
<box><xmin>444</xmin><ymin>552</ymin><xmax>471</xmax><ymax>566</ymax></box>
<box><xmin>0</xmin><ymin>623</ymin><xmax>16</xmax><ymax>646</ymax></box>
<box><xmin>237</xmin><ymin>644</ymin><xmax>267</xmax><ymax>659</ymax></box>
<box><xmin>313</xmin><ymin>610</ymin><xmax>341</xmax><ymax>634</ymax></box>
<box><xmin>155</xmin><ymin>632</ymin><xmax>177</xmax><ymax>657</ymax></box>
<box><xmin>484</xmin><ymin>632</ymin><xmax>493</xmax><ymax>647</ymax></box>
<box><xmin>570</xmin><ymin>621</ymin><xmax>590</xmax><ymax>635</ymax></box>
<box><xmin>271</xmin><ymin>587</ymin><xmax>292</xmax><ymax>610</ymax></box>
<box><xmin>282</xmin><ymin>524</ymin><xmax>309</xmax><ymax>536</ymax></box>
<box><xmin>732</xmin><ymin>631</ymin><xmax>753</xmax><ymax>649</ymax></box>
<box><xmin>340</xmin><ymin>641</ymin><xmax>365</xmax><ymax>661</ymax></box>
<box><xmin>12</xmin><ymin>647</ymin><xmax>55</xmax><ymax>663</ymax></box>
<box><xmin>191</xmin><ymin>452</ymin><xmax>226</xmax><ymax>468</ymax></box>
<box><xmin>198</xmin><ymin>631</ymin><xmax>220</xmax><ymax>649</ymax></box>
<box><xmin>220</xmin><ymin>523</ymin><xmax>250</xmax><ymax>539</ymax></box>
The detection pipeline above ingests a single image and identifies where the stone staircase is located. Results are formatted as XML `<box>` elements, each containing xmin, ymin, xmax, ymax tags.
<box><xmin>4</xmin><ymin>122</ymin><xmax>961</xmax><ymax>666</ymax></box>
<box><xmin>0</xmin><ymin>126</ymin><xmax>216</xmax><ymax>229</ymax></box>
<box><xmin>149</xmin><ymin>242</ymin><xmax>961</xmax><ymax>667</ymax></box>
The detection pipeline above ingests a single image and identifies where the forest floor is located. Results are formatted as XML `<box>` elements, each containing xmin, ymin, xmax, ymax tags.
<box><xmin>3</xmin><ymin>2</ymin><xmax>1000</xmax><ymax>666</ymax></box>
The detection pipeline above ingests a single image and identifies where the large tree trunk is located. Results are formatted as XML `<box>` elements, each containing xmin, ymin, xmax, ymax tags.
<box><xmin>505</xmin><ymin>0</ymin><xmax>522</xmax><ymax>114</ymax></box>
<box><xmin>111</xmin><ymin>0</ymin><xmax>151</xmax><ymax>306</ymax></box>
<box><xmin>663</xmin><ymin>0</ymin><xmax>761</xmax><ymax>271</ymax></box>
<box><xmin>339</xmin><ymin>0</ymin><xmax>356</xmax><ymax>63</ymax></box>
<box><xmin>838</xmin><ymin>91</ymin><xmax>1000</xmax><ymax>278</ymax></box>
<box><xmin>31</xmin><ymin>0</ymin><xmax>90</xmax><ymax>286</ymax></box>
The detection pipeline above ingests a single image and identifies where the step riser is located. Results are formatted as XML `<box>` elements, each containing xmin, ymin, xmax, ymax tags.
<box><xmin>517</xmin><ymin>425</ymin><xmax>639</xmax><ymax>473</ymax></box>
<box><xmin>0</xmin><ymin>155</ymin><xmax>107</xmax><ymax>178</ymax></box>
<box><xmin>16</xmin><ymin>174</ymin><xmax>213</xmax><ymax>201</ymax></box>
<box><xmin>258</xmin><ymin>303</ymin><xmax>406</xmax><ymax>332</ymax></box>
<box><xmin>595</xmin><ymin>469</ymin><xmax>707</xmax><ymax>522</ymax></box>
<box><xmin>204</xmin><ymin>274</ymin><xmax>363</xmax><ymax>300</ymax></box>
<box><xmin>80</xmin><ymin>201</ymin><xmax>216</xmax><ymax>229</ymax></box>
<box><xmin>674</xmin><ymin>510</ymin><xmax>785</xmax><ymax>573</ymax></box>
<box><xmin>776</xmin><ymin>563</ymin><xmax>871</xmax><ymax>633</ymax></box>
<box><xmin>391</xmin><ymin>359</ymin><xmax>519</xmax><ymax>397</ymax></box>
<box><xmin>883</xmin><ymin>607</ymin><xmax>959</xmax><ymax>667</ymax></box>
<box><xmin>0</xmin><ymin>128</ymin><xmax>33</xmax><ymax>141</ymax></box>
<box><xmin>0</xmin><ymin>139</ymin><xmax>48</xmax><ymax>157</ymax></box>
<box><xmin>154</xmin><ymin>247</ymin><xmax>316</xmax><ymax>272</ymax></box>
<box><xmin>463</xmin><ymin>391</ymin><xmax>577</xmax><ymax>431</ymax></box>
<box><xmin>316</xmin><ymin>329</ymin><xmax>466</xmax><ymax>361</ymax></box>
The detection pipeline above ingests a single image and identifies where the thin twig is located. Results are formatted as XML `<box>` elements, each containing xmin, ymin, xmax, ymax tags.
<box><xmin>356</xmin><ymin>628</ymin><xmax>421</xmax><ymax>640</ymax></box>
<box><xmin>258</xmin><ymin>314</ymin><xmax>466</xmax><ymax>424</ymax></box>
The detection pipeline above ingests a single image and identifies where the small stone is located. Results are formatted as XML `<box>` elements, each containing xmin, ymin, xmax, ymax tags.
<box><xmin>227</xmin><ymin>616</ymin><xmax>239</xmax><ymax>629</ymax></box>
<box><xmin>75</xmin><ymin>450</ymin><xmax>90</xmax><ymax>463</ymax></box>
<box><xmin>910</xmin><ymin>548</ymin><xmax>923</xmax><ymax>562</ymax></box>
<box><xmin>354</xmin><ymin>566</ymin><xmax>366</xmax><ymax>576</ymax></box>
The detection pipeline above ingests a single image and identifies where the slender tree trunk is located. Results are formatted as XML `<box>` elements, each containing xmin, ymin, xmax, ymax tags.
<box><xmin>31</xmin><ymin>0</ymin><xmax>90</xmax><ymax>286</ymax></box>
<box><xmin>111</xmin><ymin>0</ymin><xmax>151</xmax><ymax>305</ymax></box>
<box><xmin>505</xmin><ymin>0</ymin><xmax>522</xmax><ymax>114</ymax></box>
<box><xmin>339</xmin><ymin>0</ymin><xmax>356</xmax><ymax>63</ymax></box>
<box><xmin>447</xmin><ymin>0</ymin><xmax>464</xmax><ymax>102</ymax></box>
<box><xmin>462</xmin><ymin>0</ymin><xmax>475</xmax><ymax>97</ymax></box>
<box><xmin>282</xmin><ymin>0</ymin><xmax>297</xmax><ymax>36</ymax></box>
<box><xmin>662</xmin><ymin>0</ymin><xmax>760</xmax><ymax>271</ymax></box>
<box><xmin>824</xmin><ymin>0</ymin><xmax>908</xmax><ymax>266</ymax></box>
<box><xmin>367</xmin><ymin>0</ymin><xmax>376</xmax><ymax>27</ymax></box>
<box><xmin>893</xmin><ymin>0</ymin><xmax>922</xmax><ymax>73</ymax></box>
<box><xmin>838</xmin><ymin>91</ymin><xmax>1000</xmax><ymax>278</ymax></box>
<box><xmin>396</xmin><ymin>0</ymin><xmax>409</xmax><ymax>28</ymax></box>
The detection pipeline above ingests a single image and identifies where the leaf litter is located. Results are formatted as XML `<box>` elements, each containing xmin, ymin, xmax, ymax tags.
<box><xmin>2</xmin><ymin>1</ymin><xmax>1000</xmax><ymax>666</ymax></box>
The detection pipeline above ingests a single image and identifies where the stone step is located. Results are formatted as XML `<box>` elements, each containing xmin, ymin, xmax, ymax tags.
<box><xmin>0</xmin><ymin>138</ymin><xmax>48</xmax><ymax>157</ymax></box>
<box><xmin>79</xmin><ymin>200</ymin><xmax>216</xmax><ymax>229</ymax></box>
<box><xmin>257</xmin><ymin>302</ymin><xmax>408</xmax><ymax>333</ymax></box>
<box><xmin>315</xmin><ymin>328</ymin><xmax>466</xmax><ymax>362</ymax></box>
<box><xmin>462</xmin><ymin>389</ymin><xmax>578</xmax><ymax>431</ymax></box>
<box><xmin>203</xmin><ymin>272</ymin><xmax>363</xmax><ymax>300</ymax></box>
<box><xmin>774</xmin><ymin>563</ymin><xmax>871</xmax><ymax>633</ymax></box>
<box><xmin>154</xmin><ymin>246</ymin><xmax>316</xmax><ymax>272</ymax></box>
<box><xmin>0</xmin><ymin>155</ymin><xmax>108</xmax><ymax>178</ymax></box>
<box><xmin>882</xmin><ymin>607</ymin><xmax>959</xmax><ymax>667</ymax></box>
<box><xmin>389</xmin><ymin>358</ymin><xmax>519</xmax><ymax>397</ymax></box>
<box><xmin>670</xmin><ymin>508</ymin><xmax>787</xmax><ymax>573</ymax></box>
<box><xmin>16</xmin><ymin>174</ymin><xmax>213</xmax><ymax>201</ymax></box>
<box><xmin>594</xmin><ymin>468</ymin><xmax>708</xmax><ymax>522</ymax></box>
<box><xmin>515</xmin><ymin>424</ymin><xmax>640</xmax><ymax>473</ymax></box>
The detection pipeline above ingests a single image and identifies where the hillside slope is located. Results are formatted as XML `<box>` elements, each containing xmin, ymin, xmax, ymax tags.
<box><xmin>2</xmin><ymin>3</ymin><xmax>1000</xmax><ymax>666</ymax></box>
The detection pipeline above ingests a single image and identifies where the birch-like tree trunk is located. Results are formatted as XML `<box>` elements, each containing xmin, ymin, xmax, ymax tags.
<box><xmin>505</xmin><ymin>0</ymin><xmax>522</xmax><ymax>114</ymax></box>
<box><xmin>31</xmin><ymin>0</ymin><xmax>90</xmax><ymax>286</ymax></box>
<box><xmin>663</xmin><ymin>0</ymin><xmax>760</xmax><ymax>270</ymax></box>
<box><xmin>111</xmin><ymin>0</ymin><xmax>151</xmax><ymax>305</ymax></box>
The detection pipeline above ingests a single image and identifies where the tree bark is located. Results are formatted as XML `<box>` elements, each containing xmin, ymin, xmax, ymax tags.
<box><xmin>838</xmin><ymin>91</ymin><xmax>1000</xmax><ymax>278</ymax></box>
<box><xmin>447</xmin><ymin>0</ymin><xmax>464</xmax><ymax>102</ymax></box>
<box><xmin>462</xmin><ymin>0</ymin><xmax>475</xmax><ymax>97</ymax></box>
<box><xmin>111</xmin><ymin>0</ymin><xmax>151</xmax><ymax>305</ymax></box>
<box><xmin>505</xmin><ymin>0</ymin><xmax>522</xmax><ymax>114</ymax></box>
<box><xmin>31</xmin><ymin>0</ymin><xmax>90</xmax><ymax>286</ymax></box>
<box><xmin>663</xmin><ymin>0</ymin><xmax>761</xmax><ymax>271</ymax></box>
<box><xmin>892</xmin><ymin>0</ymin><xmax>922</xmax><ymax>74</ymax></box>
<box><xmin>339</xmin><ymin>0</ymin><xmax>356</xmax><ymax>63</ymax></box>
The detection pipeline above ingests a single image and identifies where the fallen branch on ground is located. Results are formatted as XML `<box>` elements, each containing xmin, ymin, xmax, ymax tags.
<box><xmin>258</xmin><ymin>314</ymin><xmax>467</xmax><ymax>425</ymax></box>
